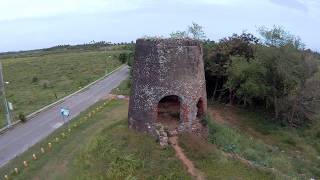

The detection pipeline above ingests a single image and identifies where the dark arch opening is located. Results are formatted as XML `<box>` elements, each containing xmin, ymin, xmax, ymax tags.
<box><xmin>196</xmin><ymin>98</ymin><xmax>204</xmax><ymax>118</ymax></box>
<box><xmin>157</xmin><ymin>95</ymin><xmax>181</xmax><ymax>130</ymax></box>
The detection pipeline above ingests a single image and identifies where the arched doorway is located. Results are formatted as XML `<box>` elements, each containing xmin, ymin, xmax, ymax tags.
<box><xmin>196</xmin><ymin>98</ymin><xmax>204</xmax><ymax>118</ymax></box>
<box><xmin>157</xmin><ymin>95</ymin><xmax>181</xmax><ymax>130</ymax></box>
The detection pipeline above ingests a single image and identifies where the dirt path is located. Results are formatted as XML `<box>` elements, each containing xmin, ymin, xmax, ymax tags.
<box><xmin>210</xmin><ymin>108</ymin><xmax>226</xmax><ymax>124</ymax></box>
<box><xmin>169</xmin><ymin>136</ymin><xmax>205</xmax><ymax>180</ymax></box>
<box><xmin>208</xmin><ymin>106</ymin><xmax>278</xmax><ymax>145</ymax></box>
<box><xmin>208</xmin><ymin>106</ymin><xmax>291</xmax><ymax>178</ymax></box>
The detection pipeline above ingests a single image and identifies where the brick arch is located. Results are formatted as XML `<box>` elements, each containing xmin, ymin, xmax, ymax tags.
<box><xmin>196</xmin><ymin>97</ymin><xmax>205</xmax><ymax>118</ymax></box>
<box><xmin>155</xmin><ymin>95</ymin><xmax>183</xmax><ymax>130</ymax></box>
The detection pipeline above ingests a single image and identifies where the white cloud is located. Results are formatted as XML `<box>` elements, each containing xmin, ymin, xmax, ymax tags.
<box><xmin>2</xmin><ymin>0</ymin><xmax>318</xmax><ymax>22</ymax></box>
<box><xmin>182</xmin><ymin>0</ymin><xmax>266</xmax><ymax>6</ymax></box>
<box><xmin>0</xmin><ymin>0</ymin><xmax>147</xmax><ymax>21</ymax></box>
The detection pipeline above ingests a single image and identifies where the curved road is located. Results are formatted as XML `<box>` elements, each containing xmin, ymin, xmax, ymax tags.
<box><xmin>0</xmin><ymin>66</ymin><xmax>129</xmax><ymax>167</ymax></box>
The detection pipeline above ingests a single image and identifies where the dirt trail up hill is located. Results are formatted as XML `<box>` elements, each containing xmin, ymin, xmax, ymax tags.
<box><xmin>169</xmin><ymin>136</ymin><xmax>205</xmax><ymax>180</ymax></box>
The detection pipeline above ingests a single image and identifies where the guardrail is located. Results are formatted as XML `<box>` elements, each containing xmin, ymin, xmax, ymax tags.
<box><xmin>0</xmin><ymin>64</ymin><xmax>127</xmax><ymax>135</ymax></box>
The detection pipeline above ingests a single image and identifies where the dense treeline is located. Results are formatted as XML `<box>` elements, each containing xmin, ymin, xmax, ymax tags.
<box><xmin>202</xmin><ymin>27</ymin><xmax>320</xmax><ymax>126</ymax></box>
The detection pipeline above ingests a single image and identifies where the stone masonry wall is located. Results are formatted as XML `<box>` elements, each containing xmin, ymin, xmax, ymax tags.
<box><xmin>128</xmin><ymin>38</ymin><xmax>207</xmax><ymax>136</ymax></box>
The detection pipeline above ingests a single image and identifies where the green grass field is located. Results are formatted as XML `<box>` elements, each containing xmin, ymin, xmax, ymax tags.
<box><xmin>0</xmin><ymin>49</ymin><xmax>127</xmax><ymax>127</ymax></box>
<box><xmin>0</xmin><ymin>99</ymin><xmax>190</xmax><ymax>180</ymax></box>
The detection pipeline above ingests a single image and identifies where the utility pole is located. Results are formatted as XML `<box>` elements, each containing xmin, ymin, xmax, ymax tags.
<box><xmin>0</xmin><ymin>62</ymin><xmax>12</xmax><ymax>127</ymax></box>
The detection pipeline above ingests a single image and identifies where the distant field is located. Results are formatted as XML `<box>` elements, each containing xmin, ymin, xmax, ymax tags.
<box><xmin>0</xmin><ymin>49</ymin><xmax>127</xmax><ymax>127</ymax></box>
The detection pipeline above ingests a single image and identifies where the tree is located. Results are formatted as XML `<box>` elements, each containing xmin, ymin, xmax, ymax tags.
<box><xmin>258</xmin><ymin>25</ymin><xmax>305</xmax><ymax>49</ymax></box>
<box><xmin>170</xmin><ymin>31</ymin><xmax>188</xmax><ymax>39</ymax></box>
<box><xmin>188</xmin><ymin>22</ymin><xmax>206</xmax><ymax>40</ymax></box>
<box><xmin>118</xmin><ymin>53</ymin><xmax>128</xmax><ymax>64</ymax></box>
<box><xmin>204</xmin><ymin>32</ymin><xmax>259</xmax><ymax>100</ymax></box>
<box><xmin>254</xmin><ymin>45</ymin><xmax>305</xmax><ymax>121</ymax></box>
<box><xmin>127</xmin><ymin>52</ymin><xmax>134</xmax><ymax>67</ymax></box>
<box><xmin>200</xmin><ymin>25</ymin><xmax>319</xmax><ymax>126</ymax></box>
<box><xmin>257</xmin><ymin>26</ymin><xmax>310</xmax><ymax>123</ymax></box>
<box><xmin>285</xmin><ymin>54</ymin><xmax>320</xmax><ymax>126</ymax></box>
<box><xmin>226</xmin><ymin>56</ymin><xmax>268</xmax><ymax>106</ymax></box>
<box><xmin>170</xmin><ymin>22</ymin><xmax>207</xmax><ymax>40</ymax></box>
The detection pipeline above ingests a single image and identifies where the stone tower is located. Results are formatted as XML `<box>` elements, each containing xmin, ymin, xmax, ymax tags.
<box><xmin>128</xmin><ymin>38</ymin><xmax>207</xmax><ymax>136</ymax></box>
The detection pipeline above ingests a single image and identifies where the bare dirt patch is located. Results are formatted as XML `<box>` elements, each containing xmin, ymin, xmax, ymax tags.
<box><xmin>169</xmin><ymin>136</ymin><xmax>205</xmax><ymax>180</ymax></box>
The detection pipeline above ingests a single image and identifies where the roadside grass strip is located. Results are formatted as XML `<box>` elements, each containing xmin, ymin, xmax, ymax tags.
<box><xmin>2</xmin><ymin>99</ymin><xmax>117</xmax><ymax>180</ymax></box>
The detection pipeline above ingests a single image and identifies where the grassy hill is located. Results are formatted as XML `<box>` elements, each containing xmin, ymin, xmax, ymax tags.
<box><xmin>0</xmin><ymin>99</ymin><xmax>277</xmax><ymax>180</ymax></box>
<box><xmin>1</xmin><ymin>81</ymin><xmax>319</xmax><ymax>179</ymax></box>
<box><xmin>0</xmin><ymin>100</ymin><xmax>191</xmax><ymax>179</ymax></box>
<box><xmin>0</xmin><ymin>48</ymin><xmax>129</xmax><ymax>127</ymax></box>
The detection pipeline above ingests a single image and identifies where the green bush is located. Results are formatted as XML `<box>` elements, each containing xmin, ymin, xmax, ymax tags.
<box><xmin>18</xmin><ymin>112</ymin><xmax>27</xmax><ymax>123</ymax></box>
<box><xmin>206</xmin><ymin>114</ymin><xmax>271</xmax><ymax>165</ymax></box>
<box><xmin>315</xmin><ymin>143</ymin><xmax>320</xmax><ymax>153</ymax></box>
<box><xmin>32</xmin><ymin>76</ymin><xmax>38</xmax><ymax>83</ymax></box>
<box><xmin>118</xmin><ymin>53</ymin><xmax>128</xmax><ymax>64</ymax></box>
<box><xmin>200</xmin><ymin>113</ymin><xmax>210</xmax><ymax>126</ymax></box>
<box><xmin>40</xmin><ymin>80</ymin><xmax>51</xmax><ymax>89</ymax></box>
<box><xmin>127</xmin><ymin>52</ymin><xmax>134</xmax><ymax>67</ymax></box>
<box><xmin>316</xmin><ymin>131</ymin><xmax>320</xmax><ymax>139</ymax></box>
<box><xmin>282</xmin><ymin>137</ymin><xmax>297</xmax><ymax>146</ymax></box>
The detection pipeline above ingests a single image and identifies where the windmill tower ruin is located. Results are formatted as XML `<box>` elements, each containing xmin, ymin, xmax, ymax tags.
<box><xmin>128</xmin><ymin>38</ymin><xmax>207</xmax><ymax>136</ymax></box>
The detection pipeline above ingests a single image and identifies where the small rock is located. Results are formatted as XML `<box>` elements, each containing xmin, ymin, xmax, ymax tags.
<box><xmin>168</xmin><ymin>130</ymin><xmax>178</xmax><ymax>137</ymax></box>
<box><xmin>160</xmin><ymin>131</ymin><xmax>167</xmax><ymax>137</ymax></box>
<box><xmin>159</xmin><ymin>136</ymin><xmax>169</xmax><ymax>147</ymax></box>
<box><xmin>155</xmin><ymin>130</ymin><xmax>160</xmax><ymax>137</ymax></box>
<box><xmin>155</xmin><ymin>124</ymin><xmax>162</xmax><ymax>130</ymax></box>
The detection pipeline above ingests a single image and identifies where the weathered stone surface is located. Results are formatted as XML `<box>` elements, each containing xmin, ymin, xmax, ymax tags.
<box><xmin>128</xmin><ymin>38</ymin><xmax>207</xmax><ymax>136</ymax></box>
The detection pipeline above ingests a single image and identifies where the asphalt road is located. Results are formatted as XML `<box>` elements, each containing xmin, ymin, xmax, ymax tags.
<box><xmin>0</xmin><ymin>65</ymin><xmax>129</xmax><ymax>167</ymax></box>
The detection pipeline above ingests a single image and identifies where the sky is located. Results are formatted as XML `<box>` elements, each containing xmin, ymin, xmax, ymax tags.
<box><xmin>0</xmin><ymin>0</ymin><xmax>319</xmax><ymax>52</ymax></box>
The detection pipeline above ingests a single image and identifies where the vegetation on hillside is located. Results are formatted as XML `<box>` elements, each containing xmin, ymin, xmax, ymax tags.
<box><xmin>195</xmin><ymin>25</ymin><xmax>319</xmax><ymax>127</ymax></box>
<box><xmin>197</xmin><ymin>106</ymin><xmax>320</xmax><ymax>179</ymax></box>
